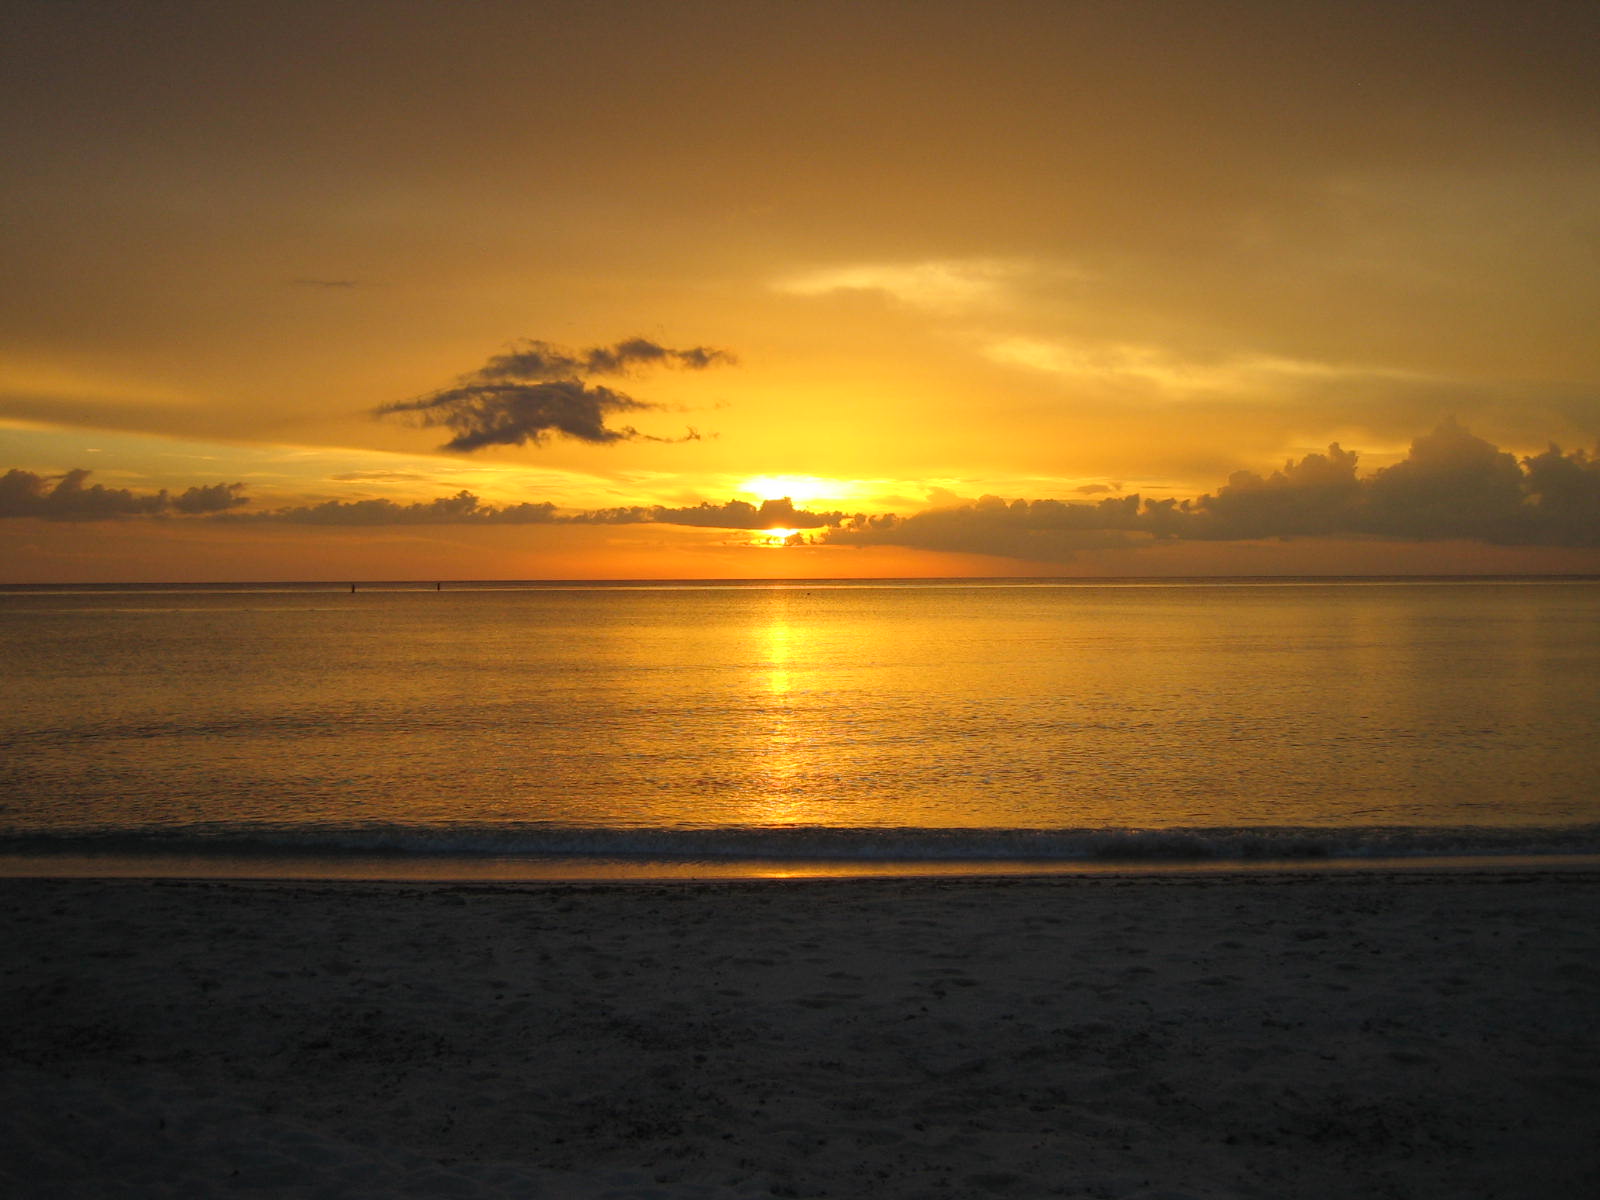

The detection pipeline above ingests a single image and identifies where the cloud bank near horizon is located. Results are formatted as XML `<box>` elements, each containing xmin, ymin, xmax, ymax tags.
<box><xmin>375</xmin><ymin>337</ymin><xmax>732</xmax><ymax>452</ymax></box>
<box><xmin>824</xmin><ymin>423</ymin><xmax>1600</xmax><ymax>559</ymax></box>
<box><xmin>0</xmin><ymin>468</ymin><xmax>247</xmax><ymax>521</ymax></box>
<box><xmin>6</xmin><ymin>424</ymin><xmax>1600</xmax><ymax>558</ymax></box>
<box><xmin>224</xmin><ymin>493</ymin><xmax>850</xmax><ymax>531</ymax></box>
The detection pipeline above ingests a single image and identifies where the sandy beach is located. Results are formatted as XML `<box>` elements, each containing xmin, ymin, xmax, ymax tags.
<box><xmin>2</xmin><ymin>869</ymin><xmax>1596</xmax><ymax>1199</ymax></box>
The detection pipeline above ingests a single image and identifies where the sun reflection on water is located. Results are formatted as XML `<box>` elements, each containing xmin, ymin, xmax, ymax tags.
<box><xmin>743</xmin><ymin>593</ymin><xmax>810</xmax><ymax>826</ymax></box>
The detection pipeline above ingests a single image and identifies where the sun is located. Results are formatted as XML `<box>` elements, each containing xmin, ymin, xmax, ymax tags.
<box><xmin>750</xmin><ymin>527</ymin><xmax>803</xmax><ymax>548</ymax></box>
<box><xmin>740</xmin><ymin>475</ymin><xmax>839</xmax><ymax>506</ymax></box>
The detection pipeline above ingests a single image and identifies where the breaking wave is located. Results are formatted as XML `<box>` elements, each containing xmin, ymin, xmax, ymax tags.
<box><xmin>4</xmin><ymin>821</ymin><xmax>1600</xmax><ymax>865</ymax></box>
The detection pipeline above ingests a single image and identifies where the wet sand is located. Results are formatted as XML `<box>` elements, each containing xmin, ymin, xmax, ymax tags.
<box><xmin>2</xmin><ymin>870</ymin><xmax>1597</xmax><ymax>1198</ymax></box>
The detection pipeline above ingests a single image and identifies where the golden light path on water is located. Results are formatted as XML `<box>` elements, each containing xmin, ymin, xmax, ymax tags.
<box><xmin>746</xmin><ymin>591</ymin><xmax>806</xmax><ymax>827</ymax></box>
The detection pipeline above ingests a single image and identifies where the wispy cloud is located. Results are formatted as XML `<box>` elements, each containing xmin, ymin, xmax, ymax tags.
<box><xmin>329</xmin><ymin>471</ymin><xmax>435</xmax><ymax>482</ymax></box>
<box><xmin>984</xmin><ymin>336</ymin><xmax>1430</xmax><ymax>395</ymax></box>
<box><xmin>774</xmin><ymin>258</ymin><xmax>1045</xmax><ymax>313</ymax></box>
<box><xmin>376</xmin><ymin>337</ymin><xmax>733</xmax><ymax>452</ymax></box>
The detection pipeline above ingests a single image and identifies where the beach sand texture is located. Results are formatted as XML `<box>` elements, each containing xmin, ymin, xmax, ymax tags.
<box><xmin>2</xmin><ymin>871</ymin><xmax>1596</xmax><ymax>1198</ymax></box>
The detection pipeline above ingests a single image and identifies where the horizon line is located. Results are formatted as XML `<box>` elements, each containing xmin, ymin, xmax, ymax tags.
<box><xmin>5</xmin><ymin>572</ymin><xmax>1600</xmax><ymax>592</ymax></box>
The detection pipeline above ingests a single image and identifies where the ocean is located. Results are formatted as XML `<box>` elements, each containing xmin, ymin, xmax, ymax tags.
<box><xmin>3</xmin><ymin>578</ymin><xmax>1598</xmax><ymax>878</ymax></box>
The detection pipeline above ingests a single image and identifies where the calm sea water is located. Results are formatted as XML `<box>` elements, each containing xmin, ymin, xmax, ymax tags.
<box><xmin>3</xmin><ymin>579</ymin><xmax>1598</xmax><ymax>875</ymax></box>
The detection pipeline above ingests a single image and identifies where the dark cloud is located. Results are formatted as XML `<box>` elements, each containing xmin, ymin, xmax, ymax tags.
<box><xmin>377</xmin><ymin>337</ymin><xmax>733</xmax><ymax>452</ymax></box>
<box><xmin>562</xmin><ymin>505</ymin><xmax>658</xmax><ymax>526</ymax></box>
<box><xmin>1360</xmin><ymin>420</ymin><xmax>1526</xmax><ymax>542</ymax></box>
<box><xmin>1179</xmin><ymin>421</ymin><xmax>1589</xmax><ymax>545</ymax></box>
<box><xmin>229</xmin><ymin>492</ymin><xmax>558</xmax><ymax>526</ymax></box>
<box><xmin>579</xmin><ymin>338</ymin><xmax>734</xmax><ymax>376</ymax></box>
<box><xmin>215</xmin><ymin>491</ymin><xmax>844</xmax><ymax>530</ymax></box>
<box><xmin>377</xmin><ymin>380</ymin><xmax>670</xmax><ymax>452</ymax></box>
<box><xmin>171</xmin><ymin>482</ymin><xmax>251</xmax><ymax>515</ymax></box>
<box><xmin>827</xmin><ymin>495</ymin><xmax>1144</xmax><ymax>560</ymax></box>
<box><xmin>473</xmin><ymin>338</ymin><xmax>735</xmax><ymax>383</ymax></box>
<box><xmin>1521</xmin><ymin>444</ymin><xmax>1600</xmax><ymax>543</ymax></box>
<box><xmin>229</xmin><ymin>492</ymin><xmax>841</xmax><ymax>530</ymax></box>
<box><xmin>562</xmin><ymin>497</ymin><xmax>845</xmax><ymax>529</ymax></box>
<box><xmin>824</xmin><ymin>423</ymin><xmax>1600</xmax><ymax>561</ymax></box>
<box><xmin>652</xmin><ymin>497</ymin><xmax>845</xmax><ymax>530</ymax></box>
<box><xmin>1188</xmin><ymin>444</ymin><xmax>1364</xmax><ymax>539</ymax></box>
<box><xmin>0</xmin><ymin>472</ymin><xmax>832</xmax><ymax>530</ymax></box>
<box><xmin>0</xmin><ymin>469</ymin><xmax>246</xmax><ymax>520</ymax></box>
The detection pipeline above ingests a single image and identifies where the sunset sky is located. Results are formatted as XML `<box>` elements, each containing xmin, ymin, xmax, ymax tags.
<box><xmin>3</xmin><ymin>0</ymin><xmax>1598</xmax><ymax>581</ymax></box>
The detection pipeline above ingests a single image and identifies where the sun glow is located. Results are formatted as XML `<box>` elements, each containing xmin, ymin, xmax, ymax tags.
<box><xmin>740</xmin><ymin>475</ymin><xmax>842</xmax><ymax>506</ymax></box>
<box><xmin>750</xmin><ymin>527</ymin><xmax>803</xmax><ymax>548</ymax></box>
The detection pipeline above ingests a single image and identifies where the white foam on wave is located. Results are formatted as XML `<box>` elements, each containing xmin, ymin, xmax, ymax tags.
<box><xmin>4</xmin><ymin>821</ymin><xmax>1600</xmax><ymax>865</ymax></box>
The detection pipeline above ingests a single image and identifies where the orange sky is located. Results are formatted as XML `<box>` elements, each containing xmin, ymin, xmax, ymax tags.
<box><xmin>3</xmin><ymin>1</ymin><xmax>1598</xmax><ymax>581</ymax></box>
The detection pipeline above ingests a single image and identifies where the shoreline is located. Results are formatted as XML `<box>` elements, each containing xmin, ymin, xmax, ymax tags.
<box><xmin>3</xmin><ymin>849</ymin><xmax>1600</xmax><ymax>884</ymax></box>
<box><xmin>4</xmin><ymin>870</ymin><xmax>1597</xmax><ymax>1197</ymax></box>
